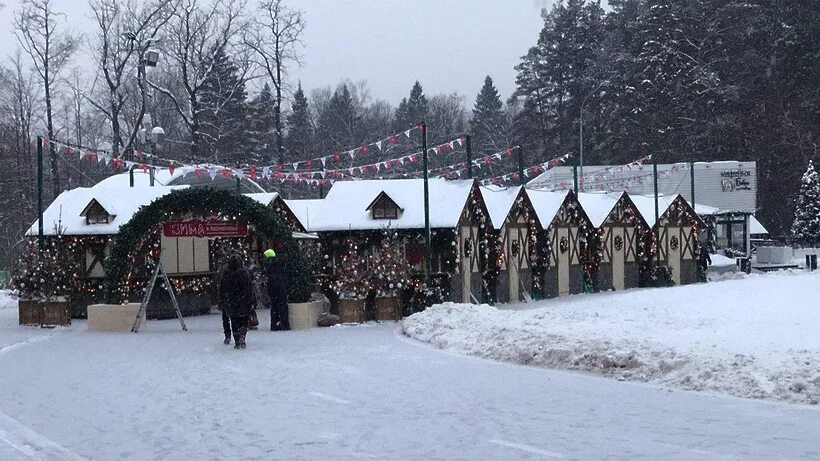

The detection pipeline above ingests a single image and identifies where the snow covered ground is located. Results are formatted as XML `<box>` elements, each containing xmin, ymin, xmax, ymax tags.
<box><xmin>404</xmin><ymin>270</ymin><xmax>820</xmax><ymax>405</ymax></box>
<box><xmin>3</xmin><ymin>289</ymin><xmax>820</xmax><ymax>460</ymax></box>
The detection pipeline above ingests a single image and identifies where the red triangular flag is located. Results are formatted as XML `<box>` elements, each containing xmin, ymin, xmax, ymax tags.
<box><xmin>169</xmin><ymin>164</ymin><xmax>176</xmax><ymax>176</ymax></box>
<box><xmin>390</xmin><ymin>135</ymin><xmax>398</xmax><ymax>144</ymax></box>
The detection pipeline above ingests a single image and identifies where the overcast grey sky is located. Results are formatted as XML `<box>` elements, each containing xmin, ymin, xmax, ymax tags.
<box><xmin>0</xmin><ymin>0</ymin><xmax>553</xmax><ymax>105</ymax></box>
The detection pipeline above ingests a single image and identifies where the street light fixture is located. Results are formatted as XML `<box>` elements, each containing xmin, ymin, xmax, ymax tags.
<box><xmin>579</xmin><ymin>80</ymin><xmax>608</xmax><ymax>189</ymax></box>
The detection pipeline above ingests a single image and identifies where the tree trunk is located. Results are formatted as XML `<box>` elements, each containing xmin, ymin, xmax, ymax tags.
<box><xmin>275</xmin><ymin>63</ymin><xmax>283</xmax><ymax>165</ymax></box>
<box><xmin>44</xmin><ymin>65</ymin><xmax>59</xmax><ymax>198</ymax></box>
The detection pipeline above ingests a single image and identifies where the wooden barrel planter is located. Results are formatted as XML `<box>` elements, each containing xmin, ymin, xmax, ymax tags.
<box><xmin>18</xmin><ymin>299</ymin><xmax>41</xmax><ymax>326</ymax></box>
<box><xmin>40</xmin><ymin>299</ymin><xmax>71</xmax><ymax>327</ymax></box>
<box><xmin>338</xmin><ymin>298</ymin><xmax>365</xmax><ymax>324</ymax></box>
<box><xmin>375</xmin><ymin>297</ymin><xmax>402</xmax><ymax>321</ymax></box>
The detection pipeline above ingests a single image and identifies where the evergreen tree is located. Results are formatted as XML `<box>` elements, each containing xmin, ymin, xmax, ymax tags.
<box><xmin>246</xmin><ymin>84</ymin><xmax>275</xmax><ymax>164</ymax></box>
<box><xmin>791</xmin><ymin>161</ymin><xmax>820</xmax><ymax>246</ymax></box>
<box><xmin>316</xmin><ymin>83</ymin><xmax>360</xmax><ymax>151</ymax></box>
<box><xmin>514</xmin><ymin>0</ymin><xmax>605</xmax><ymax>161</ymax></box>
<box><xmin>285</xmin><ymin>83</ymin><xmax>313</xmax><ymax>162</ymax></box>
<box><xmin>470</xmin><ymin>76</ymin><xmax>506</xmax><ymax>154</ymax></box>
<box><xmin>394</xmin><ymin>81</ymin><xmax>428</xmax><ymax>130</ymax></box>
<box><xmin>199</xmin><ymin>45</ymin><xmax>249</xmax><ymax>164</ymax></box>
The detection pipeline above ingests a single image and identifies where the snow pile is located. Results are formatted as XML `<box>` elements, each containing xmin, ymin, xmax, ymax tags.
<box><xmin>403</xmin><ymin>271</ymin><xmax>820</xmax><ymax>404</ymax></box>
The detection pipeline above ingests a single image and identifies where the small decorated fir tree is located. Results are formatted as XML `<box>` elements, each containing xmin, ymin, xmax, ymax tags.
<box><xmin>13</xmin><ymin>238</ymin><xmax>78</xmax><ymax>300</ymax></box>
<box><xmin>791</xmin><ymin>161</ymin><xmax>820</xmax><ymax>246</ymax></box>
<box><xmin>331</xmin><ymin>237</ymin><xmax>369</xmax><ymax>299</ymax></box>
<box><xmin>368</xmin><ymin>227</ymin><xmax>412</xmax><ymax>297</ymax></box>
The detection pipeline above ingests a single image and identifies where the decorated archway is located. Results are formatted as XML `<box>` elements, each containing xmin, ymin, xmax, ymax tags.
<box><xmin>103</xmin><ymin>188</ymin><xmax>309</xmax><ymax>305</ymax></box>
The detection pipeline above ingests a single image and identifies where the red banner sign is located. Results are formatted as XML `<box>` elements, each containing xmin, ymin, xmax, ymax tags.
<box><xmin>163</xmin><ymin>220</ymin><xmax>248</xmax><ymax>238</ymax></box>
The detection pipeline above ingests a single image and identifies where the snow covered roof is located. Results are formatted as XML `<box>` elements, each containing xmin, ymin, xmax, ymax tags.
<box><xmin>525</xmin><ymin>189</ymin><xmax>571</xmax><ymax>228</ymax></box>
<box><xmin>577</xmin><ymin>192</ymin><xmax>623</xmax><ymax>228</ymax></box>
<box><xmin>480</xmin><ymin>186</ymin><xmax>522</xmax><ymax>229</ymax></box>
<box><xmin>291</xmin><ymin>179</ymin><xmax>475</xmax><ymax>232</ymax></box>
<box><xmin>27</xmin><ymin>185</ymin><xmax>187</xmax><ymax>236</ymax></box>
<box><xmin>245</xmin><ymin>192</ymin><xmax>280</xmax><ymax>207</ymax></box>
<box><xmin>284</xmin><ymin>199</ymin><xmax>325</xmax><ymax>231</ymax></box>
<box><xmin>750</xmin><ymin>216</ymin><xmax>768</xmax><ymax>235</ymax></box>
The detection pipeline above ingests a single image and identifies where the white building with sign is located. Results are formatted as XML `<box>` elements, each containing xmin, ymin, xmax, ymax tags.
<box><xmin>529</xmin><ymin>161</ymin><xmax>765</xmax><ymax>256</ymax></box>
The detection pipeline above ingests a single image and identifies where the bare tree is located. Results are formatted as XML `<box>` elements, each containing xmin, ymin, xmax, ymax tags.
<box><xmin>14</xmin><ymin>0</ymin><xmax>80</xmax><ymax>197</ymax></box>
<box><xmin>148</xmin><ymin>0</ymin><xmax>246</xmax><ymax>162</ymax></box>
<box><xmin>245</xmin><ymin>0</ymin><xmax>304</xmax><ymax>165</ymax></box>
<box><xmin>1</xmin><ymin>51</ymin><xmax>40</xmax><ymax>178</ymax></box>
<box><xmin>88</xmin><ymin>0</ymin><xmax>177</xmax><ymax>159</ymax></box>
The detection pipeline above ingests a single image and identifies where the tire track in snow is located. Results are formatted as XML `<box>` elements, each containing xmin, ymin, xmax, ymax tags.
<box><xmin>309</xmin><ymin>392</ymin><xmax>350</xmax><ymax>404</ymax></box>
<box><xmin>0</xmin><ymin>334</ymin><xmax>57</xmax><ymax>356</ymax></box>
<box><xmin>488</xmin><ymin>439</ymin><xmax>565</xmax><ymax>458</ymax></box>
<box><xmin>0</xmin><ymin>410</ymin><xmax>88</xmax><ymax>460</ymax></box>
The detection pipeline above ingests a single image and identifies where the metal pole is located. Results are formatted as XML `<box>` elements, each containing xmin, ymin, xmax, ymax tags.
<box><xmin>235</xmin><ymin>176</ymin><xmax>241</xmax><ymax>193</ymax></box>
<box><xmin>573</xmin><ymin>164</ymin><xmax>579</xmax><ymax>195</ymax></box>
<box><xmin>690</xmin><ymin>161</ymin><xmax>695</xmax><ymax>209</ymax></box>
<box><xmin>465</xmin><ymin>135</ymin><xmax>473</xmax><ymax>179</ymax></box>
<box><xmin>37</xmin><ymin>136</ymin><xmax>43</xmax><ymax>252</ymax></box>
<box><xmin>579</xmin><ymin>110</ymin><xmax>584</xmax><ymax>184</ymax></box>
<box><xmin>149</xmin><ymin>142</ymin><xmax>155</xmax><ymax>186</ymax></box>
<box><xmin>130</xmin><ymin>166</ymin><xmax>135</xmax><ymax>187</ymax></box>
<box><xmin>517</xmin><ymin>146</ymin><xmax>525</xmax><ymax>185</ymax></box>
<box><xmin>421</xmin><ymin>122</ymin><xmax>431</xmax><ymax>279</ymax></box>
<box><xmin>653</xmin><ymin>160</ymin><xmax>660</xmax><ymax>265</ymax></box>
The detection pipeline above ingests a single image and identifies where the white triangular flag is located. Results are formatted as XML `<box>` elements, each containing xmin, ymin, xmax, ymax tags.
<box><xmin>320</xmin><ymin>157</ymin><xmax>327</xmax><ymax>167</ymax></box>
<box><xmin>208</xmin><ymin>167</ymin><xmax>218</xmax><ymax>180</ymax></box>
<box><xmin>404</xmin><ymin>129</ymin><xmax>412</xmax><ymax>138</ymax></box>
<box><xmin>234</xmin><ymin>168</ymin><xmax>244</xmax><ymax>179</ymax></box>
<box><xmin>376</xmin><ymin>141</ymin><xmax>383</xmax><ymax>151</ymax></box>
<box><xmin>449</xmin><ymin>141</ymin><xmax>456</xmax><ymax>150</ymax></box>
<box><xmin>262</xmin><ymin>166</ymin><xmax>270</xmax><ymax>179</ymax></box>
<box><xmin>350</xmin><ymin>150</ymin><xmax>356</xmax><ymax>160</ymax></box>
<box><xmin>292</xmin><ymin>162</ymin><xmax>299</xmax><ymax>170</ymax></box>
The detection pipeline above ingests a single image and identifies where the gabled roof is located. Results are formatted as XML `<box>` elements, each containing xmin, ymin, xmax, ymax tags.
<box><xmin>630</xmin><ymin>194</ymin><xmax>705</xmax><ymax>227</ymax></box>
<box><xmin>288</xmin><ymin>178</ymin><xmax>475</xmax><ymax>232</ymax></box>
<box><xmin>365</xmin><ymin>191</ymin><xmax>404</xmax><ymax>212</ymax></box>
<box><xmin>480</xmin><ymin>185</ymin><xmax>522</xmax><ymax>230</ymax></box>
<box><xmin>79</xmin><ymin>198</ymin><xmax>114</xmax><ymax>218</ymax></box>
<box><xmin>525</xmin><ymin>189</ymin><xmax>571</xmax><ymax>228</ymax></box>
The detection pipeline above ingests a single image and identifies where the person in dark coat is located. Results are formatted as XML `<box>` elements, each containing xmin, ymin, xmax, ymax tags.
<box><xmin>219</xmin><ymin>254</ymin><xmax>256</xmax><ymax>349</ymax></box>
<box><xmin>263</xmin><ymin>247</ymin><xmax>289</xmax><ymax>331</ymax></box>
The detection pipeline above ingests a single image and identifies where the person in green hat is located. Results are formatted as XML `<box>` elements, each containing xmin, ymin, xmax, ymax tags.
<box><xmin>263</xmin><ymin>245</ymin><xmax>289</xmax><ymax>331</ymax></box>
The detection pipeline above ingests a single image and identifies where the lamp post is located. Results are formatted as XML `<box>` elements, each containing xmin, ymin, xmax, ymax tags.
<box><xmin>579</xmin><ymin>80</ymin><xmax>608</xmax><ymax>189</ymax></box>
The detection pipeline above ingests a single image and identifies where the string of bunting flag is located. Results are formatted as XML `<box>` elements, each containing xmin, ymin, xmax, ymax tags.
<box><xmin>40</xmin><ymin>135</ymin><xmax>473</xmax><ymax>186</ymax></box>
<box><xmin>479</xmin><ymin>152</ymin><xmax>574</xmax><ymax>186</ymax></box>
<box><xmin>533</xmin><ymin>161</ymin><xmax>691</xmax><ymax>192</ymax></box>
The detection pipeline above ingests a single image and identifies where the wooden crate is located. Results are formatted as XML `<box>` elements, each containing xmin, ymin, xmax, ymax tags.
<box><xmin>40</xmin><ymin>300</ymin><xmax>71</xmax><ymax>327</ymax></box>
<box><xmin>18</xmin><ymin>299</ymin><xmax>41</xmax><ymax>326</ymax></box>
<box><xmin>338</xmin><ymin>298</ymin><xmax>365</xmax><ymax>324</ymax></box>
<box><xmin>375</xmin><ymin>297</ymin><xmax>402</xmax><ymax>321</ymax></box>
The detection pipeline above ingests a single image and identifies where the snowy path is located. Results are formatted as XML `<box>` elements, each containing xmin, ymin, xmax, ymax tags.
<box><xmin>1</xmin><ymin>297</ymin><xmax>820</xmax><ymax>459</ymax></box>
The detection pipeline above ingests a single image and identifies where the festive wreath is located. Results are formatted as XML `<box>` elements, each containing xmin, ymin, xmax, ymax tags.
<box><xmin>614</xmin><ymin>235</ymin><xmax>624</xmax><ymax>251</ymax></box>
<box><xmin>559</xmin><ymin>236</ymin><xmax>569</xmax><ymax>254</ymax></box>
<box><xmin>103</xmin><ymin>188</ymin><xmax>310</xmax><ymax>304</ymax></box>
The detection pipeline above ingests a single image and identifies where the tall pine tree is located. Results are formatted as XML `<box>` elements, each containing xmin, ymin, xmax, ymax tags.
<box><xmin>470</xmin><ymin>76</ymin><xmax>506</xmax><ymax>154</ymax></box>
<box><xmin>791</xmin><ymin>161</ymin><xmax>820</xmax><ymax>246</ymax></box>
<box><xmin>199</xmin><ymin>45</ymin><xmax>249</xmax><ymax>164</ymax></box>
<box><xmin>394</xmin><ymin>81</ymin><xmax>428</xmax><ymax>130</ymax></box>
<box><xmin>246</xmin><ymin>84</ymin><xmax>275</xmax><ymax>164</ymax></box>
<box><xmin>285</xmin><ymin>83</ymin><xmax>313</xmax><ymax>162</ymax></box>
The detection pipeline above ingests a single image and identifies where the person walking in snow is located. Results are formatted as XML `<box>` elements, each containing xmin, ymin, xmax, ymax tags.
<box><xmin>263</xmin><ymin>246</ymin><xmax>289</xmax><ymax>331</ymax></box>
<box><xmin>219</xmin><ymin>254</ymin><xmax>256</xmax><ymax>349</ymax></box>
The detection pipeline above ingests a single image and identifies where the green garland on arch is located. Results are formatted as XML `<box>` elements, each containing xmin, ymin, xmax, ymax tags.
<box><xmin>103</xmin><ymin>188</ymin><xmax>310</xmax><ymax>304</ymax></box>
